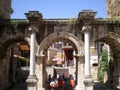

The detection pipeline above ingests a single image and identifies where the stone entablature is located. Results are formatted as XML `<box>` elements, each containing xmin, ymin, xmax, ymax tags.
<box><xmin>0</xmin><ymin>17</ymin><xmax>120</xmax><ymax>58</ymax></box>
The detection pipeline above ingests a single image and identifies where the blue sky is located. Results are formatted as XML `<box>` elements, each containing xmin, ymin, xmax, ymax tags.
<box><xmin>11</xmin><ymin>0</ymin><xmax>107</xmax><ymax>19</ymax></box>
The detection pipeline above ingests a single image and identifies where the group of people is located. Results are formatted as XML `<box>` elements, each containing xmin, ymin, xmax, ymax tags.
<box><xmin>47</xmin><ymin>73</ymin><xmax>76</xmax><ymax>90</ymax></box>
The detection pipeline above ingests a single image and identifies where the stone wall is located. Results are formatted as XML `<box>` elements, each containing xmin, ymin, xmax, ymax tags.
<box><xmin>0</xmin><ymin>48</ymin><xmax>11</xmax><ymax>90</ymax></box>
<box><xmin>0</xmin><ymin>46</ymin><xmax>24</xmax><ymax>90</ymax></box>
<box><xmin>0</xmin><ymin>0</ymin><xmax>12</xmax><ymax>19</ymax></box>
<box><xmin>106</xmin><ymin>0</ymin><xmax>120</xmax><ymax>18</ymax></box>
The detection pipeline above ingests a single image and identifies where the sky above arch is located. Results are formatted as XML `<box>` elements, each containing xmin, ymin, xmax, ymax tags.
<box><xmin>11</xmin><ymin>0</ymin><xmax>107</xmax><ymax>19</ymax></box>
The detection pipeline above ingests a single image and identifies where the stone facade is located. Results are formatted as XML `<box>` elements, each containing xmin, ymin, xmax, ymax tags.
<box><xmin>0</xmin><ymin>16</ymin><xmax>120</xmax><ymax>90</ymax></box>
<box><xmin>0</xmin><ymin>47</ymin><xmax>12</xmax><ymax>90</ymax></box>
<box><xmin>0</xmin><ymin>1</ymin><xmax>120</xmax><ymax>90</ymax></box>
<box><xmin>0</xmin><ymin>0</ymin><xmax>12</xmax><ymax>19</ymax></box>
<box><xmin>0</xmin><ymin>21</ymin><xmax>12</xmax><ymax>89</ymax></box>
<box><xmin>106</xmin><ymin>0</ymin><xmax>120</xmax><ymax>18</ymax></box>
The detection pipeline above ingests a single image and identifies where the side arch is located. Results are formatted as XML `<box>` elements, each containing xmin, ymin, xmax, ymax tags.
<box><xmin>96</xmin><ymin>32</ymin><xmax>120</xmax><ymax>54</ymax></box>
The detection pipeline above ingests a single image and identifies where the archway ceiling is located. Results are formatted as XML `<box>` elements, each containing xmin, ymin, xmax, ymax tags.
<box><xmin>0</xmin><ymin>37</ymin><xmax>27</xmax><ymax>58</ymax></box>
<box><xmin>44</xmin><ymin>37</ymin><xmax>77</xmax><ymax>51</ymax></box>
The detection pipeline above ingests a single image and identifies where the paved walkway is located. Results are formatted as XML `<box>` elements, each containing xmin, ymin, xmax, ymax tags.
<box><xmin>9</xmin><ymin>81</ymin><xmax>113</xmax><ymax>90</ymax></box>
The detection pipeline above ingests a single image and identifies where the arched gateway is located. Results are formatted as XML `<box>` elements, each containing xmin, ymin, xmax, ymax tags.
<box><xmin>2</xmin><ymin>9</ymin><xmax>120</xmax><ymax>90</ymax></box>
<box><xmin>25</xmin><ymin>10</ymin><xmax>96</xmax><ymax>90</ymax></box>
<box><xmin>36</xmin><ymin>32</ymin><xmax>84</xmax><ymax>90</ymax></box>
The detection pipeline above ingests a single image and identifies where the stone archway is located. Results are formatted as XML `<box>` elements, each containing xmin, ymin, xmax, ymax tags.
<box><xmin>38</xmin><ymin>32</ymin><xmax>84</xmax><ymax>53</ymax></box>
<box><xmin>36</xmin><ymin>32</ymin><xmax>84</xmax><ymax>90</ymax></box>
<box><xmin>96</xmin><ymin>32</ymin><xmax>120</xmax><ymax>87</ymax></box>
<box><xmin>0</xmin><ymin>35</ymin><xmax>30</xmax><ymax>90</ymax></box>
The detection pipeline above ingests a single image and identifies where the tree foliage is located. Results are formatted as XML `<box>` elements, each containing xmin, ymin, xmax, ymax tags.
<box><xmin>66</xmin><ymin>18</ymin><xmax>76</xmax><ymax>31</ymax></box>
<box><xmin>10</xmin><ymin>20</ymin><xmax>19</xmax><ymax>33</ymax></box>
<box><xmin>99</xmin><ymin>49</ymin><xmax>109</xmax><ymax>71</ymax></box>
<box><xmin>109</xmin><ymin>17</ymin><xmax>120</xmax><ymax>23</ymax></box>
<box><xmin>97</xmin><ymin>49</ymin><xmax>109</xmax><ymax>82</ymax></box>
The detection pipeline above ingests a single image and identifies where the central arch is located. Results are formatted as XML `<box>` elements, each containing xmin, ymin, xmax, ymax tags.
<box><xmin>38</xmin><ymin>32</ymin><xmax>84</xmax><ymax>54</ymax></box>
<box><xmin>36</xmin><ymin>32</ymin><xmax>84</xmax><ymax>90</ymax></box>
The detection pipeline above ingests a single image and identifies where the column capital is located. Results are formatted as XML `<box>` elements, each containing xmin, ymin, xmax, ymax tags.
<box><xmin>25</xmin><ymin>11</ymin><xmax>43</xmax><ymax>32</ymax></box>
<box><xmin>25</xmin><ymin>11</ymin><xmax>43</xmax><ymax>25</ymax></box>
<box><xmin>82</xmin><ymin>25</ymin><xmax>92</xmax><ymax>32</ymax></box>
<box><xmin>29</xmin><ymin>25</ymin><xmax>38</xmax><ymax>32</ymax></box>
<box><xmin>76</xmin><ymin>53</ymin><xmax>84</xmax><ymax>57</ymax></box>
<box><xmin>36</xmin><ymin>54</ymin><xmax>45</xmax><ymax>59</ymax></box>
<box><xmin>36</xmin><ymin>54</ymin><xmax>44</xmax><ymax>67</ymax></box>
<box><xmin>36</xmin><ymin>49</ymin><xmax>45</xmax><ymax>58</ymax></box>
<box><xmin>75</xmin><ymin>53</ymin><xmax>84</xmax><ymax>64</ymax></box>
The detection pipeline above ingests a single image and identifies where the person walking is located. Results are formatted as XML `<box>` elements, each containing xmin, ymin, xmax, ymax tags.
<box><xmin>47</xmin><ymin>74</ymin><xmax>52</xmax><ymax>90</ymax></box>
<box><xmin>70</xmin><ymin>78</ymin><xmax>75</xmax><ymax>90</ymax></box>
<box><xmin>63</xmin><ymin>73</ymin><xmax>70</xmax><ymax>90</ymax></box>
<box><xmin>69</xmin><ymin>74</ymin><xmax>75</xmax><ymax>90</ymax></box>
<box><xmin>58</xmin><ymin>76</ymin><xmax>63</xmax><ymax>90</ymax></box>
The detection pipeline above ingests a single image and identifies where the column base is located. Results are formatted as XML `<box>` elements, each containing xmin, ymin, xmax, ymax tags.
<box><xmin>26</xmin><ymin>75</ymin><xmax>38</xmax><ymax>90</ymax></box>
<box><xmin>84</xmin><ymin>75</ymin><xmax>94</xmax><ymax>90</ymax></box>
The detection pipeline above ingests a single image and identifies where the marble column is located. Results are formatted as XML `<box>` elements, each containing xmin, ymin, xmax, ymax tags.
<box><xmin>47</xmin><ymin>49</ymin><xmax>50</xmax><ymax>60</ymax></box>
<box><xmin>30</xmin><ymin>31</ymin><xmax>36</xmax><ymax>75</ymax></box>
<box><xmin>75</xmin><ymin>54</ymin><xmax>84</xmax><ymax>90</ymax></box>
<box><xmin>73</xmin><ymin>50</ymin><xmax>76</xmax><ymax>67</ymax></box>
<box><xmin>25</xmin><ymin>11</ymin><xmax>43</xmax><ymax>90</ymax></box>
<box><xmin>26</xmin><ymin>27</ymin><xmax>38</xmax><ymax>90</ymax></box>
<box><xmin>82</xmin><ymin>25</ymin><xmax>94</xmax><ymax>90</ymax></box>
<box><xmin>36</xmin><ymin>54</ymin><xmax>45</xmax><ymax>90</ymax></box>
<box><xmin>118</xmin><ymin>58</ymin><xmax>120</xmax><ymax>85</ymax></box>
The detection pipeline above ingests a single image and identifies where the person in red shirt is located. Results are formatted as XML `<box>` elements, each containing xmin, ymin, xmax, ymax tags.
<box><xmin>58</xmin><ymin>76</ymin><xmax>63</xmax><ymax>90</ymax></box>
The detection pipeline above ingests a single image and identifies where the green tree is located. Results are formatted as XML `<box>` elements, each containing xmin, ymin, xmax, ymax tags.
<box><xmin>100</xmin><ymin>49</ymin><xmax>109</xmax><ymax>71</ymax></box>
<box><xmin>66</xmin><ymin>18</ymin><xmax>76</xmax><ymax>31</ymax></box>
<box><xmin>109</xmin><ymin>17</ymin><xmax>120</xmax><ymax>23</ymax></box>
<box><xmin>97</xmin><ymin>49</ymin><xmax>109</xmax><ymax>82</ymax></box>
<box><xmin>10</xmin><ymin>20</ymin><xmax>19</xmax><ymax>33</ymax></box>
